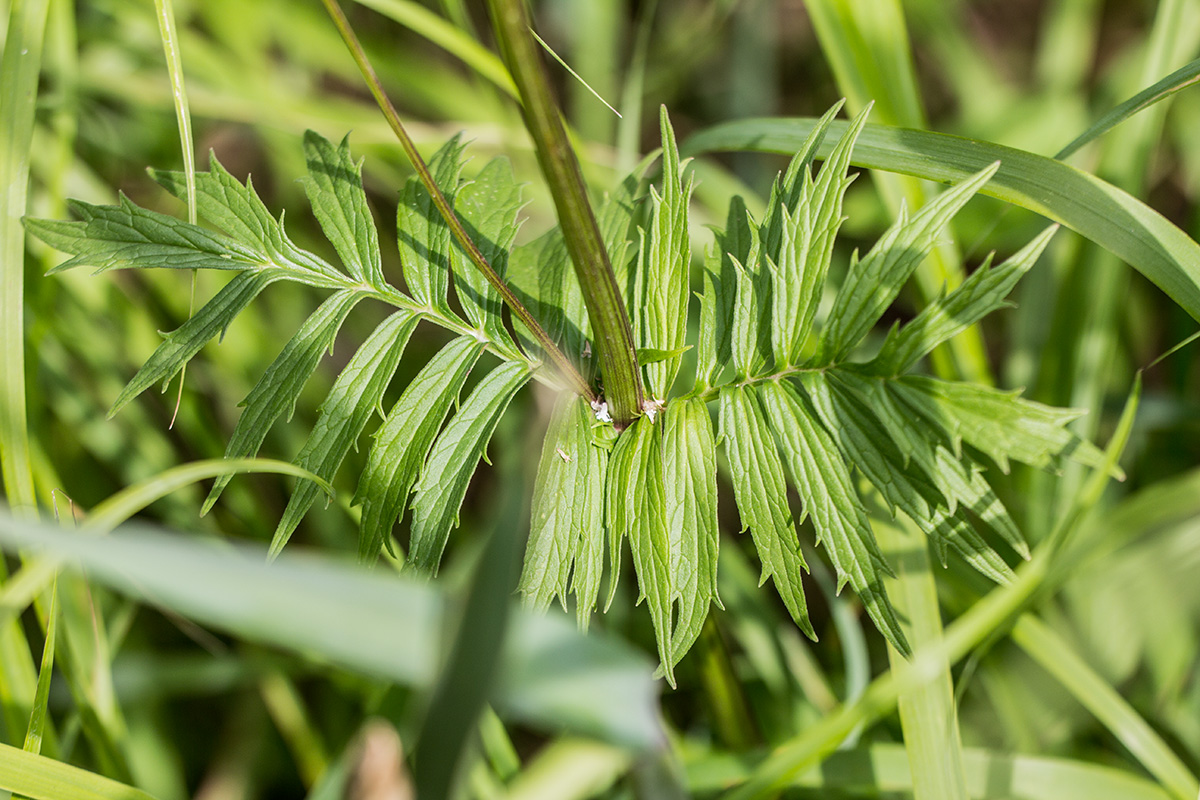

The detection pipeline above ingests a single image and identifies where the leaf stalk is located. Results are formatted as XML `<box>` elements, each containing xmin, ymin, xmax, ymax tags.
<box><xmin>319</xmin><ymin>0</ymin><xmax>595</xmax><ymax>404</ymax></box>
<box><xmin>486</xmin><ymin>0</ymin><xmax>645</xmax><ymax>426</ymax></box>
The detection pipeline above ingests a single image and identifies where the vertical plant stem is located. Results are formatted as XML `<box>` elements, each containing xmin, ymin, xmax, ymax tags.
<box><xmin>486</xmin><ymin>0</ymin><xmax>644</xmax><ymax>426</ymax></box>
<box><xmin>319</xmin><ymin>0</ymin><xmax>595</xmax><ymax>404</ymax></box>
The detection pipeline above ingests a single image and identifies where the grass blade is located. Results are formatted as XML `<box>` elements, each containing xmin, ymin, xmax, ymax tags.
<box><xmin>0</xmin><ymin>742</ymin><xmax>155</xmax><ymax>800</ymax></box>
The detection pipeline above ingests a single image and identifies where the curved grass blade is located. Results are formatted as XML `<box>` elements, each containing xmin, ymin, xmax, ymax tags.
<box><xmin>0</xmin><ymin>516</ymin><xmax>663</xmax><ymax>751</ymax></box>
<box><xmin>272</xmin><ymin>310</ymin><xmax>419</xmax><ymax>558</ymax></box>
<box><xmin>354</xmin><ymin>335</ymin><xmax>483</xmax><ymax>563</ymax></box>
<box><xmin>683</xmin><ymin>119</ymin><xmax>1200</xmax><ymax>323</ymax></box>
<box><xmin>0</xmin><ymin>741</ymin><xmax>156</xmax><ymax>800</ymax></box>
<box><xmin>301</xmin><ymin>131</ymin><xmax>384</xmax><ymax>287</ymax></box>
<box><xmin>1057</xmin><ymin>57</ymin><xmax>1200</xmax><ymax>160</ymax></box>
<box><xmin>23</xmin><ymin>580</ymin><xmax>58</xmax><ymax>756</ymax></box>
<box><xmin>204</xmin><ymin>289</ymin><xmax>362</xmax><ymax>513</ymax></box>
<box><xmin>109</xmin><ymin>268</ymin><xmax>288</xmax><ymax>416</ymax></box>
<box><xmin>718</xmin><ymin>386</ymin><xmax>814</xmax><ymax>638</ymax></box>
<box><xmin>408</xmin><ymin>362</ymin><xmax>531</xmax><ymax>573</ymax></box>
<box><xmin>759</xmin><ymin>381</ymin><xmax>908</xmax><ymax>656</ymax></box>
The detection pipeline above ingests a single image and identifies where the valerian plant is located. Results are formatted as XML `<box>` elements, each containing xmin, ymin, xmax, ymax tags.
<box><xmin>25</xmin><ymin>103</ymin><xmax>1108</xmax><ymax>686</ymax></box>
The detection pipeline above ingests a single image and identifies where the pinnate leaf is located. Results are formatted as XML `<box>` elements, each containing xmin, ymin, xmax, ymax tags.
<box><xmin>718</xmin><ymin>386</ymin><xmax>814</xmax><ymax>638</ymax></box>
<box><xmin>758</xmin><ymin>381</ymin><xmax>909</xmax><ymax>656</ymax></box>
<box><xmin>398</xmin><ymin>135</ymin><xmax>467</xmax><ymax>316</ymax></box>
<box><xmin>271</xmin><ymin>311</ymin><xmax>419</xmax><ymax>558</ymax></box>
<box><xmin>408</xmin><ymin>362</ymin><xmax>530</xmax><ymax>573</ymax></box>
<box><xmin>662</xmin><ymin>397</ymin><xmax>721</xmax><ymax>668</ymax></box>
<box><xmin>355</xmin><ymin>336</ymin><xmax>484</xmax><ymax>563</ymax></box>
<box><xmin>300</xmin><ymin>131</ymin><xmax>385</xmax><ymax>286</ymax></box>
<box><xmin>203</xmin><ymin>289</ymin><xmax>363</xmax><ymax>514</ymax></box>
<box><xmin>110</xmin><ymin>269</ymin><xmax>287</xmax><ymax>416</ymax></box>
<box><xmin>520</xmin><ymin>396</ymin><xmax>608</xmax><ymax>623</ymax></box>
<box><xmin>817</xmin><ymin>162</ymin><xmax>1000</xmax><ymax>363</ymax></box>
<box><xmin>606</xmin><ymin>416</ymin><xmax>675</xmax><ymax>684</ymax></box>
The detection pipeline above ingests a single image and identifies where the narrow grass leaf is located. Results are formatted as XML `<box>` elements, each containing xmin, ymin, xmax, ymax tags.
<box><xmin>23</xmin><ymin>582</ymin><xmax>57</xmax><ymax>755</ymax></box>
<box><xmin>0</xmin><ymin>518</ymin><xmax>662</xmax><ymax>750</ymax></box>
<box><xmin>760</xmin><ymin>381</ymin><xmax>908</xmax><ymax>656</ymax></box>
<box><xmin>301</xmin><ymin>131</ymin><xmax>384</xmax><ymax>286</ymax></box>
<box><xmin>605</xmin><ymin>416</ymin><xmax>675</xmax><ymax>683</ymax></box>
<box><xmin>718</xmin><ymin>386</ymin><xmax>814</xmax><ymax>638</ymax></box>
<box><xmin>354</xmin><ymin>336</ymin><xmax>482</xmax><ymax>563</ymax></box>
<box><xmin>272</xmin><ymin>310</ymin><xmax>419</xmax><ymax>557</ymax></box>
<box><xmin>683</xmin><ymin>118</ymin><xmax>1200</xmax><ymax>325</ymax></box>
<box><xmin>642</xmin><ymin>108</ymin><xmax>693</xmax><ymax>397</ymax></box>
<box><xmin>450</xmin><ymin>156</ymin><xmax>521</xmax><ymax>348</ymax></box>
<box><xmin>520</xmin><ymin>396</ymin><xmax>607</xmax><ymax>620</ymax></box>
<box><xmin>818</xmin><ymin>163</ymin><xmax>999</xmax><ymax>364</ymax></box>
<box><xmin>408</xmin><ymin>362</ymin><xmax>530</xmax><ymax>573</ymax></box>
<box><xmin>662</xmin><ymin>398</ymin><xmax>721</xmax><ymax>669</ymax></box>
<box><xmin>151</xmin><ymin>157</ymin><xmax>343</xmax><ymax>281</ymax></box>
<box><xmin>109</xmin><ymin>268</ymin><xmax>287</xmax><ymax>416</ymax></box>
<box><xmin>204</xmin><ymin>289</ymin><xmax>362</xmax><ymax>513</ymax></box>
<box><xmin>0</xmin><ymin>742</ymin><xmax>155</xmax><ymax>800</ymax></box>
<box><xmin>398</xmin><ymin>135</ymin><xmax>467</xmax><ymax>316</ymax></box>
<box><xmin>872</xmin><ymin>226</ymin><xmax>1057</xmax><ymax>375</ymax></box>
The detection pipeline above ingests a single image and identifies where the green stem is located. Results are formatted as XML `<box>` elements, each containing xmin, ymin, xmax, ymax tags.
<box><xmin>319</xmin><ymin>0</ymin><xmax>595</xmax><ymax>404</ymax></box>
<box><xmin>486</xmin><ymin>0</ymin><xmax>644</xmax><ymax>426</ymax></box>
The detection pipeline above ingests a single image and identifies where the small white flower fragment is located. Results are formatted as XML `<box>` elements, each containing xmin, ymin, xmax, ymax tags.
<box><xmin>591</xmin><ymin>399</ymin><xmax>612</xmax><ymax>423</ymax></box>
<box><xmin>642</xmin><ymin>398</ymin><xmax>666</xmax><ymax>422</ymax></box>
<box><xmin>555</xmin><ymin>447</ymin><xmax>572</xmax><ymax>463</ymax></box>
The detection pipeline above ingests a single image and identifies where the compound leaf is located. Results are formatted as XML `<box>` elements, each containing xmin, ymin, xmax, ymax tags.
<box><xmin>110</xmin><ymin>269</ymin><xmax>288</xmax><ymax>416</ymax></box>
<box><xmin>271</xmin><ymin>310</ymin><xmax>419</xmax><ymax>557</ymax></box>
<box><xmin>300</xmin><ymin>131</ymin><xmax>385</xmax><ymax>287</ymax></box>
<box><xmin>355</xmin><ymin>335</ymin><xmax>484</xmax><ymax>563</ymax></box>
<box><xmin>719</xmin><ymin>386</ymin><xmax>814</xmax><ymax>638</ymax></box>
<box><xmin>408</xmin><ymin>362</ymin><xmax>530</xmax><ymax>573</ymax></box>
<box><xmin>204</xmin><ymin>288</ymin><xmax>363</xmax><ymax>513</ymax></box>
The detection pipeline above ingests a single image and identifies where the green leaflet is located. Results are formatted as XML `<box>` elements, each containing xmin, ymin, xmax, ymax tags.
<box><xmin>203</xmin><ymin>289</ymin><xmax>362</xmax><ymax>514</ymax></box>
<box><xmin>450</xmin><ymin>156</ymin><xmax>522</xmax><ymax>348</ymax></box>
<box><xmin>856</xmin><ymin>375</ymin><xmax>1030</xmax><ymax>560</ymax></box>
<box><xmin>642</xmin><ymin>108</ymin><xmax>694</xmax><ymax>398</ymax></box>
<box><xmin>763</xmin><ymin>102</ymin><xmax>857</xmax><ymax>366</ymax></box>
<box><xmin>718</xmin><ymin>386</ymin><xmax>814</xmax><ymax>639</ymax></box>
<box><xmin>300</xmin><ymin>131</ymin><xmax>385</xmax><ymax>287</ymax></box>
<box><xmin>713</xmin><ymin>196</ymin><xmax>756</xmax><ymax>372</ymax></box>
<box><xmin>730</xmin><ymin>253</ymin><xmax>765</xmax><ymax>378</ymax></box>
<box><xmin>695</xmin><ymin>260</ymin><xmax>721</xmax><ymax>390</ymax></box>
<box><xmin>271</xmin><ymin>310</ymin><xmax>419</xmax><ymax>558</ymax></box>
<box><xmin>662</xmin><ymin>397</ymin><xmax>721</xmax><ymax>669</ymax></box>
<box><xmin>892</xmin><ymin>375</ymin><xmax>1110</xmax><ymax>475</ymax></box>
<box><xmin>109</xmin><ymin>268</ymin><xmax>288</xmax><ymax>416</ymax></box>
<box><xmin>26</xmin><ymin>195</ymin><xmax>265</xmax><ymax>275</ymax></box>
<box><xmin>355</xmin><ymin>335</ymin><xmax>484</xmax><ymax>563</ymax></box>
<box><xmin>520</xmin><ymin>396</ymin><xmax>608</xmax><ymax>624</ymax></box>
<box><xmin>397</xmin><ymin>135</ymin><xmax>467</xmax><ymax>316</ymax></box>
<box><xmin>408</xmin><ymin>362</ymin><xmax>530</xmax><ymax>573</ymax></box>
<box><xmin>801</xmin><ymin>371</ymin><xmax>1015</xmax><ymax>584</ymax></box>
<box><xmin>606</xmin><ymin>415</ymin><xmax>675</xmax><ymax>684</ymax></box>
<box><xmin>758</xmin><ymin>380</ymin><xmax>909</xmax><ymax>657</ymax></box>
<box><xmin>816</xmin><ymin>163</ymin><xmax>1000</xmax><ymax>364</ymax></box>
<box><xmin>151</xmin><ymin>155</ymin><xmax>343</xmax><ymax>281</ymax></box>
<box><xmin>871</xmin><ymin>225</ymin><xmax>1058</xmax><ymax>375</ymax></box>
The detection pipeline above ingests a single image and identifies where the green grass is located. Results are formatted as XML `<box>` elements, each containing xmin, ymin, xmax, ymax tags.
<box><xmin>3</xmin><ymin>1</ymin><xmax>1200</xmax><ymax>799</ymax></box>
